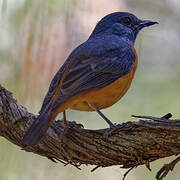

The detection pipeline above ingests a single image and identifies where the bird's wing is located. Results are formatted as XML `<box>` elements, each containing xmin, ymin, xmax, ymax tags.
<box><xmin>40</xmin><ymin>37</ymin><xmax>136</xmax><ymax>113</ymax></box>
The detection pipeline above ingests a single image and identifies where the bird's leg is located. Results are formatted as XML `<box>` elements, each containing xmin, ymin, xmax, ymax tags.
<box><xmin>89</xmin><ymin>104</ymin><xmax>117</xmax><ymax>132</ymax></box>
<box><xmin>62</xmin><ymin>110</ymin><xmax>78</xmax><ymax>127</ymax></box>
<box><xmin>63</xmin><ymin>110</ymin><xmax>67</xmax><ymax>128</ymax></box>
<box><xmin>59</xmin><ymin>110</ymin><xmax>69</xmax><ymax>143</ymax></box>
<box><xmin>60</xmin><ymin>110</ymin><xmax>83</xmax><ymax>142</ymax></box>
<box><xmin>89</xmin><ymin>104</ymin><xmax>121</xmax><ymax>138</ymax></box>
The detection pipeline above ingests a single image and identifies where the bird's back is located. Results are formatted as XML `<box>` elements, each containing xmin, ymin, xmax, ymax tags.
<box><xmin>39</xmin><ymin>35</ymin><xmax>136</xmax><ymax>113</ymax></box>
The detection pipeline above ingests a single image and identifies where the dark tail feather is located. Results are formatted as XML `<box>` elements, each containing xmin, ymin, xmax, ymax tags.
<box><xmin>22</xmin><ymin>112</ymin><xmax>52</xmax><ymax>146</ymax></box>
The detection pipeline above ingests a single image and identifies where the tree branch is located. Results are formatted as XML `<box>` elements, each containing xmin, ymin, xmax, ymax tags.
<box><xmin>0</xmin><ymin>84</ymin><xmax>180</xmax><ymax>179</ymax></box>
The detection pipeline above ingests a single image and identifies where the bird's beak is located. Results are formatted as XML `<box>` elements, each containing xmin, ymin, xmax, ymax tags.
<box><xmin>138</xmin><ymin>20</ymin><xmax>158</xmax><ymax>30</ymax></box>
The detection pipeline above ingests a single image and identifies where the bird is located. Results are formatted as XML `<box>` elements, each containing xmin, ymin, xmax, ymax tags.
<box><xmin>22</xmin><ymin>12</ymin><xmax>158</xmax><ymax>146</ymax></box>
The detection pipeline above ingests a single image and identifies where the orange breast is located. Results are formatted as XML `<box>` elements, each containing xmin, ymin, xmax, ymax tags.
<box><xmin>71</xmin><ymin>58</ymin><xmax>137</xmax><ymax>111</ymax></box>
<box><xmin>70</xmin><ymin>45</ymin><xmax>138</xmax><ymax>111</ymax></box>
<box><xmin>53</xmin><ymin>45</ymin><xmax>138</xmax><ymax>113</ymax></box>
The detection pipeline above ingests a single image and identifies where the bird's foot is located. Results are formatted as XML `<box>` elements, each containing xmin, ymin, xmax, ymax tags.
<box><xmin>103</xmin><ymin>123</ymin><xmax>123</xmax><ymax>140</ymax></box>
<box><xmin>59</xmin><ymin>126</ymin><xmax>68</xmax><ymax>143</ymax></box>
<box><xmin>89</xmin><ymin>104</ymin><xmax>123</xmax><ymax>139</ymax></box>
<box><xmin>65</xmin><ymin>121</ymin><xmax>84</xmax><ymax>129</ymax></box>
<box><xmin>59</xmin><ymin>121</ymin><xmax>84</xmax><ymax>143</ymax></box>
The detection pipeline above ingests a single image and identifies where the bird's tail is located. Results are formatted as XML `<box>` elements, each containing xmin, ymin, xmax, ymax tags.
<box><xmin>22</xmin><ymin>110</ymin><xmax>53</xmax><ymax>146</ymax></box>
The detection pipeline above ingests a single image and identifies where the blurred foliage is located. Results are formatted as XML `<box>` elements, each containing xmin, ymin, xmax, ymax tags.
<box><xmin>0</xmin><ymin>0</ymin><xmax>180</xmax><ymax>180</ymax></box>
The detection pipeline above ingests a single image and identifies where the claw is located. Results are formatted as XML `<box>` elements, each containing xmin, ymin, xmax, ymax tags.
<box><xmin>103</xmin><ymin>123</ymin><xmax>122</xmax><ymax>139</ymax></box>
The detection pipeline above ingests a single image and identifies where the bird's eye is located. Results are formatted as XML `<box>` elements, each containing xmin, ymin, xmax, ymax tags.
<box><xmin>121</xmin><ymin>17</ymin><xmax>132</xmax><ymax>26</ymax></box>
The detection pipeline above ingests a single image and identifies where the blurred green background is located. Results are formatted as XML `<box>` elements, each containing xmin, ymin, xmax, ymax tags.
<box><xmin>0</xmin><ymin>0</ymin><xmax>180</xmax><ymax>179</ymax></box>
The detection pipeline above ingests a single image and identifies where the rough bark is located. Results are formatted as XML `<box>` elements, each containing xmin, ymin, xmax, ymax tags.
<box><xmin>0</xmin><ymin>84</ymin><xmax>180</xmax><ymax>179</ymax></box>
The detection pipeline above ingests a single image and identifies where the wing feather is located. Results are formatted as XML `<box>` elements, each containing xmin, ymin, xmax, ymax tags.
<box><xmin>40</xmin><ymin>36</ymin><xmax>136</xmax><ymax>113</ymax></box>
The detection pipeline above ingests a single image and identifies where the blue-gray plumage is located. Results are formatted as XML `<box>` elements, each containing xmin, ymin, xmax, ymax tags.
<box><xmin>40</xmin><ymin>37</ymin><xmax>136</xmax><ymax>112</ymax></box>
<box><xmin>22</xmin><ymin>12</ymin><xmax>158</xmax><ymax>146</ymax></box>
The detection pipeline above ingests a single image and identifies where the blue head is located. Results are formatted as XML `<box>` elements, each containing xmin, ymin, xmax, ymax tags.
<box><xmin>90</xmin><ymin>12</ymin><xmax>158</xmax><ymax>46</ymax></box>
